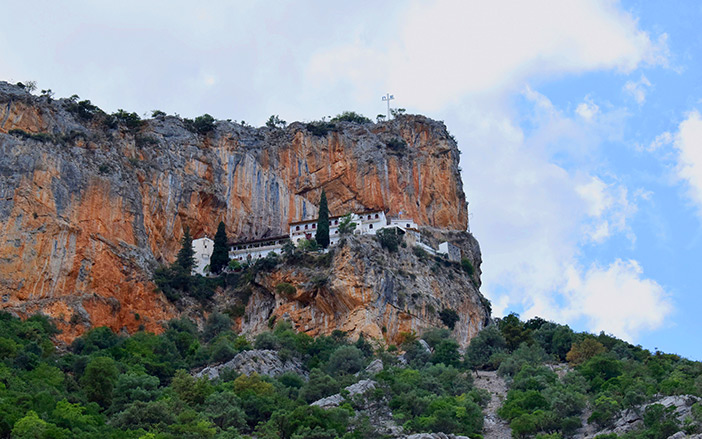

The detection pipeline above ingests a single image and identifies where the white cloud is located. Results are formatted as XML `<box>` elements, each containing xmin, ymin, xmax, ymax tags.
<box><xmin>641</xmin><ymin>131</ymin><xmax>673</xmax><ymax>152</ymax></box>
<box><xmin>576</xmin><ymin>97</ymin><xmax>600</xmax><ymax>122</ymax></box>
<box><xmin>624</xmin><ymin>74</ymin><xmax>652</xmax><ymax>105</ymax></box>
<box><xmin>307</xmin><ymin>0</ymin><xmax>668</xmax><ymax>111</ymax></box>
<box><xmin>673</xmin><ymin>110</ymin><xmax>702</xmax><ymax>218</ymax></box>
<box><xmin>458</xmin><ymin>89</ymin><xmax>661</xmax><ymax>342</ymax></box>
<box><xmin>559</xmin><ymin>260</ymin><xmax>672</xmax><ymax>341</ymax></box>
<box><xmin>576</xmin><ymin>177</ymin><xmax>639</xmax><ymax>244</ymax></box>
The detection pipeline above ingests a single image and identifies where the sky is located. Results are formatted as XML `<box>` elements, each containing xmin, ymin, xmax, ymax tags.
<box><xmin>2</xmin><ymin>0</ymin><xmax>701</xmax><ymax>360</ymax></box>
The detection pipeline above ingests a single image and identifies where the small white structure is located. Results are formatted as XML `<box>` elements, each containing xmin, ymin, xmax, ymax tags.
<box><xmin>389</xmin><ymin>217</ymin><xmax>418</xmax><ymax>230</ymax></box>
<box><xmin>229</xmin><ymin>235</ymin><xmax>289</xmax><ymax>262</ymax></box>
<box><xmin>192</xmin><ymin>237</ymin><xmax>214</xmax><ymax>275</ymax></box>
<box><xmin>438</xmin><ymin>241</ymin><xmax>461</xmax><ymax>262</ymax></box>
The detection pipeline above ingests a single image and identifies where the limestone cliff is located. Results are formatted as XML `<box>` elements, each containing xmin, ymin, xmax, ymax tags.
<box><xmin>0</xmin><ymin>81</ymin><xmax>481</xmax><ymax>343</ymax></box>
<box><xmin>221</xmin><ymin>232</ymin><xmax>488</xmax><ymax>349</ymax></box>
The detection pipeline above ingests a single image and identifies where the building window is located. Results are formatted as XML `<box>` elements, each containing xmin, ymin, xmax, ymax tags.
<box><xmin>406</xmin><ymin>224</ymin><xmax>410</xmax><ymax>228</ymax></box>
<box><xmin>369</xmin><ymin>224</ymin><xmax>373</xmax><ymax>229</ymax></box>
<box><xmin>296</xmin><ymin>226</ymin><xmax>300</xmax><ymax>231</ymax></box>
<box><xmin>335</xmin><ymin>230</ymin><xmax>338</xmax><ymax>234</ymax></box>
<box><xmin>375</xmin><ymin>213</ymin><xmax>379</xmax><ymax>218</ymax></box>
<box><xmin>312</xmin><ymin>224</ymin><xmax>316</xmax><ymax>229</ymax></box>
<box><xmin>367</xmin><ymin>215</ymin><xmax>371</xmax><ymax>220</ymax></box>
<box><xmin>335</xmin><ymin>220</ymin><xmax>338</xmax><ymax>225</ymax></box>
<box><xmin>305</xmin><ymin>224</ymin><xmax>308</xmax><ymax>230</ymax></box>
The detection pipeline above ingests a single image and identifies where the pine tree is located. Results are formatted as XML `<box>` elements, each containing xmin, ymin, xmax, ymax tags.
<box><xmin>175</xmin><ymin>227</ymin><xmax>195</xmax><ymax>273</ymax></box>
<box><xmin>210</xmin><ymin>221</ymin><xmax>229</xmax><ymax>274</ymax></box>
<box><xmin>315</xmin><ymin>190</ymin><xmax>330</xmax><ymax>248</ymax></box>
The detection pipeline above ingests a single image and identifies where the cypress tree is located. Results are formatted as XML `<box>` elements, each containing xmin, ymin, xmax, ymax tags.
<box><xmin>175</xmin><ymin>227</ymin><xmax>195</xmax><ymax>273</ymax></box>
<box><xmin>210</xmin><ymin>221</ymin><xmax>229</xmax><ymax>274</ymax></box>
<box><xmin>315</xmin><ymin>190</ymin><xmax>330</xmax><ymax>248</ymax></box>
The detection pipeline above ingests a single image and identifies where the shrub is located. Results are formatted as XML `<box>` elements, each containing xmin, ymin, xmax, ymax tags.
<box><xmin>376</xmin><ymin>227</ymin><xmax>403</xmax><ymax>252</ymax></box>
<box><xmin>64</xmin><ymin>99</ymin><xmax>102</xmax><ymax>121</ymax></box>
<box><xmin>306</xmin><ymin>121</ymin><xmax>336</xmax><ymax>137</ymax></box>
<box><xmin>327</xmin><ymin>346</ymin><xmax>365</xmax><ymax>375</ymax></box>
<box><xmin>386</xmin><ymin>138</ymin><xmax>407</xmax><ymax>152</ymax></box>
<box><xmin>464</xmin><ymin>325</ymin><xmax>507</xmax><ymax>370</ymax></box>
<box><xmin>439</xmin><ymin>309</ymin><xmax>460</xmax><ymax>330</ymax></box>
<box><xmin>189</xmin><ymin>114</ymin><xmax>216</xmax><ymax>135</ymax></box>
<box><xmin>330</xmin><ymin>111</ymin><xmax>372</xmax><ymax>124</ymax></box>
<box><xmin>276</xmin><ymin>282</ymin><xmax>297</xmax><ymax>297</ymax></box>
<box><xmin>461</xmin><ymin>258</ymin><xmax>475</xmax><ymax>276</ymax></box>
<box><xmin>202</xmin><ymin>312</ymin><xmax>233</xmax><ymax>342</ymax></box>
<box><xmin>112</xmin><ymin>109</ymin><xmax>143</xmax><ymax>131</ymax></box>
<box><xmin>265</xmin><ymin>114</ymin><xmax>286</xmax><ymax>128</ymax></box>
<box><xmin>7</xmin><ymin>129</ymin><xmax>53</xmax><ymax>143</ymax></box>
<box><xmin>566</xmin><ymin>337</ymin><xmax>606</xmax><ymax>365</ymax></box>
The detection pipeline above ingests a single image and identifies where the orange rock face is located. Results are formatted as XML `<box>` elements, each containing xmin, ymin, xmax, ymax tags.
<box><xmin>234</xmin><ymin>234</ymin><xmax>487</xmax><ymax>348</ymax></box>
<box><xmin>0</xmin><ymin>82</ymin><xmax>471</xmax><ymax>342</ymax></box>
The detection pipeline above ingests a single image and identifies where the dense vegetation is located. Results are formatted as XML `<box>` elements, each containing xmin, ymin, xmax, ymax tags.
<box><xmin>0</xmin><ymin>313</ymin><xmax>486</xmax><ymax>439</ymax></box>
<box><xmin>465</xmin><ymin>314</ymin><xmax>702</xmax><ymax>439</ymax></box>
<box><xmin>2</xmin><ymin>307</ymin><xmax>701</xmax><ymax>438</ymax></box>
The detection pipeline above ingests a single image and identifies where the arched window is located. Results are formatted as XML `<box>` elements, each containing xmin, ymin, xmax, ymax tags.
<box><xmin>296</xmin><ymin>226</ymin><xmax>300</xmax><ymax>231</ymax></box>
<box><xmin>369</xmin><ymin>224</ymin><xmax>373</xmax><ymax>229</ymax></box>
<box><xmin>375</xmin><ymin>213</ymin><xmax>379</xmax><ymax>219</ymax></box>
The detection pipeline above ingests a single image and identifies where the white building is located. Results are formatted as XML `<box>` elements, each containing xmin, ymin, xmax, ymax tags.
<box><xmin>438</xmin><ymin>241</ymin><xmax>461</xmax><ymax>262</ymax></box>
<box><xmin>389</xmin><ymin>217</ymin><xmax>418</xmax><ymax>230</ymax></box>
<box><xmin>289</xmin><ymin>210</ymin><xmax>388</xmax><ymax>245</ymax></box>
<box><xmin>229</xmin><ymin>235</ymin><xmax>289</xmax><ymax>262</ymax></box>
<box><xmin>192</xmin><ymin>237</ymin><xmax>214</xmax><ymax>275</ymax></box>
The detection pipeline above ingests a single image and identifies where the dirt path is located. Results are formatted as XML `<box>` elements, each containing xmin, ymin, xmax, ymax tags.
<box><xmin>473</xmin><ymin>370</ymin><xmax>511</xmax><ymax>439</ymax></box>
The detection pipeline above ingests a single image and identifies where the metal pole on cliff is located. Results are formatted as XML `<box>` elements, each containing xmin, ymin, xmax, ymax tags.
<box><xmin>382</xmin><ymin>93</ymin><xmax>394</xmax><ymax>119</ymax></box>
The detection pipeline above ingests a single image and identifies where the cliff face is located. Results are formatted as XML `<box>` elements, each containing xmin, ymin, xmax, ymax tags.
<box><xmin>228</xmin><ymin>232</ymin><xmax>487</xmax><ymax>348</ymax></box>
<box><xmin>0</xmin><ymin>81</ymin><xmax>478</xmax><ymax>343</ymax></box>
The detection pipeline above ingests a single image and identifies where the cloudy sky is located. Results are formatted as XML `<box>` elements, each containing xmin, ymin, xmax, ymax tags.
<box><xmin>3</xmin><ymin>0</ymin><xmax>701</xmax><ymax>359</ymax></box>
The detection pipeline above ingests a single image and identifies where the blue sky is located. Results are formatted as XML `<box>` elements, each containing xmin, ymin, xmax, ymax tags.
<box><xmin>2</xmin><ymin>0</ymin><xmax>700</xmax><ymax>359</ymax></box>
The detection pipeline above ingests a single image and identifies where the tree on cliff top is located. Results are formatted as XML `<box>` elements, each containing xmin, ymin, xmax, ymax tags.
<box><xmin>315</xmin><ymin>190</ymin><xmax>330</xmax><ymax>249</ymax></box>
<box><xmin>210</xmin><ymin>222</ymin><xmax>229</xmax><ymax>274</ymax></box>
<box><xmin>176</xmin><ymin>227</ymin><xmax>195</xmax><ymax>273</ymax></box>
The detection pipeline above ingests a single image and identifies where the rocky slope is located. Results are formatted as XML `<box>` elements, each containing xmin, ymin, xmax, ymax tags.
<box><xmin>211</xmin><ymin>232</ymin><xmax>487</xmax><ymax>348</ymax></box>
<box><xmin>0</xmin><ymin>81</ymin><xmax>479</xmax><ymax>342</ymax></box>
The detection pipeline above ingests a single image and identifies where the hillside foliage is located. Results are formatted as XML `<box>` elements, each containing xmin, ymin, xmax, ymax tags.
<box><xmin>1</xmin><ymin>309</ymin><xmax>700</xmax><ymax>438</ymax></box>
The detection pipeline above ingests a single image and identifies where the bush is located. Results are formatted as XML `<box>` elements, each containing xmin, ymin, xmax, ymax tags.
<box><xmin>265</xmin><ymin>115</ymin><xmax>286</xmax><ymax>128</ymax></box>
<box><xmin>461</xmin><ymin>258</ymin><xmax>475</xmax><ymax>276</ymax></box>
<box><xmin>439</xmin><ymin>309</ymin><xmax>460</xmax><ymax>330</ymax></box>
<box><xmin>327</xmin><ymin>346</ymin><xmax>365</xmax><ymax>375</ymax></box>
<box><xmin>376</xmin><ymin>227</ymin><xmax>403</xmax><ymax>252</ymax></box>
<box><xmin>464</xmin><ymin>325</ymin><xmax>507</xmax><ymax>370</ymax></box>
<box><xmin>112</xmin><ymin>109</ymin><xmax>143</xmax><ymax>131</ymax></box>
<box><xmin>306</xmin><ymin>121</ymin><xmax>336</xmax><ymax>137</ymax></box>
<box><xmin>185</xmin><ymin>114</ymin><xmax>216</xmax><ymax>135</ymax></box>
<box><xmin>386</xmin><ymin>138</ymin><xmax>407</xmax><ymax>152</ymax></box>
<box><xmin>330</xmin><ymin>111</ymin><xmax>372</xmax><ymax>124</ymax></box>
<box><xmin>276</xmin><ymin>282</ymin><xmax>297</xmax><ymax>297</ymax></box>
<box><xmin>566</xmin><ymin>337</ymin><xmax>606</xmax><ymax>365</ymax></box>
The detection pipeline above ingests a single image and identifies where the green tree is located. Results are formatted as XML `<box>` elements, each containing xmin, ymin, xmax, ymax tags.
<box><xmin>315</xmin><ymin>190</ymin><xmax>330</xmax><ymax>249</ymax></box>
<box><xmin>210</xmin><ymin>221</ymin><xmax>229</xmax><ymax>274</ymax></box>
<box><xmin>11</xmin><ymin>411</ymin><xmax>50</xmax><ymax>439</ymax></box>
<box><xmin>337</xmin><ymin>214</ymin><xmax>356</xmax><ymax>235</ymax></box>
<box><xmin>176</xmin><ymin>227</ymin><xmax>195</xmax><ymax>273</ymax></box>
<box><xmin>81</xmin><ymin>356</ymin><xmax>118</xmax><ymax>408</ymax></box>
<box><xmin>464</xmin><ymin>325</ymin><xmax>507</xmax><ymax>371</ymax></box>
<box><xmin>265</xmin><ymin>115</ymin><xmax>286</xmax><ymax>129</ymax></box>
